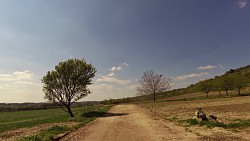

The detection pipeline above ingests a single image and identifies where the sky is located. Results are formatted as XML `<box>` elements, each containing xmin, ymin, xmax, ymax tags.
<box><xmin>0</xmin><ymin>0</ymin><xmax>250</xmax><ymax>103</ymax></box>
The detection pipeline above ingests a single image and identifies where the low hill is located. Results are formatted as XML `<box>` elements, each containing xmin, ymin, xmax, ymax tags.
<box><xmin>101</xmin><ymin>65</ymin><xmax>250</xmax><ymax>104</ymax></box>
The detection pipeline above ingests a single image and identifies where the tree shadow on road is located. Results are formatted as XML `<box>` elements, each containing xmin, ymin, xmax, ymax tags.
<box><xmin>81</xmin><ymin>111</ymin><xmax>128</xmax><ymax>118</ymax></box>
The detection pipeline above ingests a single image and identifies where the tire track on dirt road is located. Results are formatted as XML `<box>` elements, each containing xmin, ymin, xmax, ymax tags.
<box><xmin>61</xmin><ymin>104</ymin><xmax>197</xmax><ymax>141</ymax></box>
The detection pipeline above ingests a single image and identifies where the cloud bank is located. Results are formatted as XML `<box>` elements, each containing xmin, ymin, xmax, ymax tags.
<box><xmin>0</xmin><ymin>71</ymin><xmax>34</xmax><ymax>88</ymax></box>
<box><xmin>96</xmin><ymin>76</ymin><xmax>131</xmax><ymax>85</ymax></box>
<box><xmin>175</xmin><ymin>72</ymin><xmax>209</xmax><ymax>80</ymax></box>
<box><xmin>0</xmin><ymin>70</ymin><xmax>43</xmax><ymax>103</ymax></box>
<box><xmin>198</xmin><ymin>65</ymin><xmax>217</xmax><ymax>70</ymax></box>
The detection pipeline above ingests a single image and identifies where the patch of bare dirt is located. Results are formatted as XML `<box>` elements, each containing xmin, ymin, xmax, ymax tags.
<box><xmin>0</xmin><ymin>122</ymin><xmax>78</xmax><ymax>141</ymax></box>
<box><xmin>61</xmin><ymin>104</ymin><xmax>198</xmax><ymax>141</ymax></box>
<box><xmin>139</xmin><ymin>96</ymin><xmax>250</xmax><ymax>141</ymax></box>
<box><xmin>199</xmin><ymin>132</ymin><xmax>248</xmax><ymax>141</ymax></box>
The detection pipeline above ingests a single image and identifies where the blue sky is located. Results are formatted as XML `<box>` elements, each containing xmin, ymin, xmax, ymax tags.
<box><xmin>0</xmin><ymin>0</ymin><xmax>250</xmax><ymax>102</ymax></box>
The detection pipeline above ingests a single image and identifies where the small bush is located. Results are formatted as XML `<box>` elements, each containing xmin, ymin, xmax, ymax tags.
<box><xmin>227</xmin><ymin>119</ymin><xmax>250</xmax><ymax>128</ymax></box>
<box><xmin>205</xmin><ymin>121</ymin><xmax>226</xmax><ymax>128</ymax></box>
<box><xmin>186</xmin><ymin>119</ymin><xmax>199</xmax><ymax>125</ymax></box>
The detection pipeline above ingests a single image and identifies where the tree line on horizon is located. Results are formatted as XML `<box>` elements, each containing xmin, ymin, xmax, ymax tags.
<box><xmin>101</xmin><ymin>65</ymin><xmax>250</xmax><ymax>104</ymax></box>
<box><xmin>188</xmin><ymin>66</ymin><xmax>250</xmax><ymax>98</ymax></box>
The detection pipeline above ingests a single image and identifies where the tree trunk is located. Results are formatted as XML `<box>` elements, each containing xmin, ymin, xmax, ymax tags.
<box><xmin>153</xmin><ymin>92</ymin><xmax>156</xmax><ymax>102</ymax></box>
<box><xmin>66</xmin><ymin>106</ymin><xmax>74</xmax><ymax>117</ymax></box>
<box><xmin>226</xmin><ymin>90</ymin><xmax>228</xmax><ymax>96</ymax></box>
<box><xmin>206</xmin><ymin>92</ymin><xmax>208</xmax><ymax>98</ymax></box>
<box><xmin>238</xmin><ymin>88</ymin><xmax>241</xmax><ymax>95</ymax></box>
<box><xmin>219</xmin><ymin>91</ymin><xmax>221</xmax><ymax>96</ymax></box>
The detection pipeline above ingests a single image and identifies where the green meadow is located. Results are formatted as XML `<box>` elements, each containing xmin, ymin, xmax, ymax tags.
<box><xmin>0</xmin><ymin>105</ymin><xmax>112</xmax><ymax>133</ymax></box>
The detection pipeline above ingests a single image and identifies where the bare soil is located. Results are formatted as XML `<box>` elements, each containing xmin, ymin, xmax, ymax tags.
<box><xmin>139</xmin><ymin>96</ymin><xmax>250</xmax><ymax>141</ymax></box>
<box><xmin>61</xmin><ymin>104</ymin><xmax>198</xmax><ymax>141</ymax></box>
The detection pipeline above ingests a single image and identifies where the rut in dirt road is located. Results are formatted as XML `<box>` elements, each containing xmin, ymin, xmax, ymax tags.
<box><xmin>61</xmin><ymin>104</ymin><xmax>197</xmax><ymax>141</ymax></box>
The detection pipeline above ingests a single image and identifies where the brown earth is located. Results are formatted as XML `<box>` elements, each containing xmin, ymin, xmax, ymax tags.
<box><xmin>139</xmin><ymin>96</ymin><xmax>250</xmax><ymax>141</ymax></box>
<box><xmin>61</xmin><ymin>104</ymin><xmax>198</xmax><ymax>141</ymax></box>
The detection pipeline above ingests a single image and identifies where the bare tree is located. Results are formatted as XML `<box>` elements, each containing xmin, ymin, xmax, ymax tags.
<box><xmin>137</xmin><ymin>70</ymin><xmax>172</xmax><ymax>102</ymax></box>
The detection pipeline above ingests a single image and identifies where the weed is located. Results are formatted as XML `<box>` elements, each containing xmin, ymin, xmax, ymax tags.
<box><xmin>186</xmin><ymin>118</ymin><xmax>250</xmax><ymax>129</ymax></box>
<box><xmin>186</xmin><ymin>119</ymin><xmax>199</xmax><ymax>125</ymax></box>
<box><xmin>227</xmin><ymin>119</ymin><xmax>250</xmax><ymax>128</ymax></box>
<box><xmin>16</xmin><ymin>135</ymin><xmax>41</xmax><ymax>141</ymax></box>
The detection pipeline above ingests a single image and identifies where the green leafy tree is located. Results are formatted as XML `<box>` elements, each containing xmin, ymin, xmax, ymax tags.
<box><xmin>199</xmin><ymin>81</ymin><xmax>213</xmax><ymax>98</ymax></box>
<box><xmin>41</xmin><ymin>58</ymin><xmax>96</xmax><ymax>117</ymax></box>
<box><xmin>233</xmin><ymin>75</ymin><xmax>247</xmax><ymax>95</ymax></box>
<box><xmin>214</xmin><ymin>78</ymin><xmax>223</xmax><ymax>96</ymax></box>
<box><xmin>222</xmin><ymin>76</ymin><xmax>235</xmax><ymax>96</ymax></box>
<box><xmin>137</xmin><ymin>70</ymin><xmax>172</xmax><ymax>102</ymax></box>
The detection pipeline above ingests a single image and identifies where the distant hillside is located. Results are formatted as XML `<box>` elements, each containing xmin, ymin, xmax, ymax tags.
<box><xmin>101</xmin><ymin>65</ymin><xmax>250</xmax><ymax>104</ymax></box>
<box><xmin>186</xmin><ymin>65</ymin><xmax>250</xmax><ymax>93</ymax></box>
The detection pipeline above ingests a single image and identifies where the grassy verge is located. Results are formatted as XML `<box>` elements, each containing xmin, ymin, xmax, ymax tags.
<box><xmin>186</xmin><ymin>119</ymin><xmax>250</xmax><ymax>128</ymax></box>
<box><xmin>16</xmin><ymin>125</ymin><xmax>71</xmax><ymax>141</ymax></box>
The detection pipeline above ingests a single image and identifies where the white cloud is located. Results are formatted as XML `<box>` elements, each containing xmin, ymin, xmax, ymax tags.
<box><xmin>0</xmin><ymin>71</ymin><xmax>44</xmax><ymax>103</ymax></box>
<box><xmin>109</xmin><ymin>62</ymin><xmax>129</xmax><ymax>72</ymax></box>
<box><xmin>122</xmin><ymin>63</ymin><xmax>129</xmax><ymax>67</ymax></box>
<box><xmin>86</xmin><ymin>62</ymin><xmax>134</xmax><ymax>101</ymax></box>
<box><xmin>107</xmin><ymin>72</ymin><xmax>115</xmax><ymax>77</ymax></box>
<box><xmin>198</xmin><ymin>65</ymin><xmax>217</xmax><ymax>70</ymax></box>
<box><xmin>0</xmin><ymin>70</ymin><xmax>33</xmax><ymax>84</ymax></box>
<box><xmin>86</xmin><ymin>83</ymin><xmax>137</xmax><ymax>101</ymax></box>
<box><xmin>89</xmin><ymin>83</ymin><xmax>114</xmax><ymax>90</ymax></box>
<box><xmin>96</xmin><ymin>76</ymin><xmax>131</xmax><ymax>85</ymax></box>
<box><xmin>239</xmin><ymin>0</ymin><xmax>247</xmax><ymax>8</ymax></box>
<box><xmin>110</xmin><ymin>66</ymin><xmax>122</xmax><ymax>71</ymax></box>
<box><xmin>175</xmin><ymin>72</ymin><xmax>209</xmax><ymax>80</ymax></box>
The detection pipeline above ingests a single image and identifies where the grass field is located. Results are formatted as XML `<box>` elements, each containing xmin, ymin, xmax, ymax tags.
<box><xmin>0</xmin><ymin>105</ymin><xmax>112</xmax><ymax>140</ymax></box>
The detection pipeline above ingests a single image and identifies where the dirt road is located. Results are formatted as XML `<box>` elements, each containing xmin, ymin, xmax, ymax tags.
<box><xmin>62</xmin><ymin>104</ymin><xmax>197</xmax><ymax>141</ymax></box>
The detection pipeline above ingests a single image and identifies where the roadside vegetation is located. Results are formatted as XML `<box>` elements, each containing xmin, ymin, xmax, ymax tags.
<box><xmin>16</xmin><ymin>125</ymin><xmax>71</xmax><ymax>141</ymax></box>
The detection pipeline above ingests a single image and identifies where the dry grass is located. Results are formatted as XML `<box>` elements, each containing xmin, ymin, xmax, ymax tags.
<box><xmin>140</xmin><ymin>96</ymin><xmax>250</xmax><ymax>123</ymax></box>
<box><xmin>139</xmin><ymin>95</ymin><xmax>250</xmax><ymax>140</ymax></box>
<box><xmin>199</xmin><ymin>132</ymin><xmax>248</xmax><ymax>141</ymax></box>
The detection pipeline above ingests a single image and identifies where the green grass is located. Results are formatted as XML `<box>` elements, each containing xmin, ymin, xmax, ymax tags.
<box><xmin>0</xmin><ymin>105</ymin><xmax>112</xmax><ymax>133</ymax></box>
<box><xmin>16</xmin><ymin>125</ymin><xmax>71</xmax><ymax>141</ymax></box>
<box><xmin>186</xmin><ymin>119</ymin><xmax>250</xmax><ymax>129</ymax></box>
